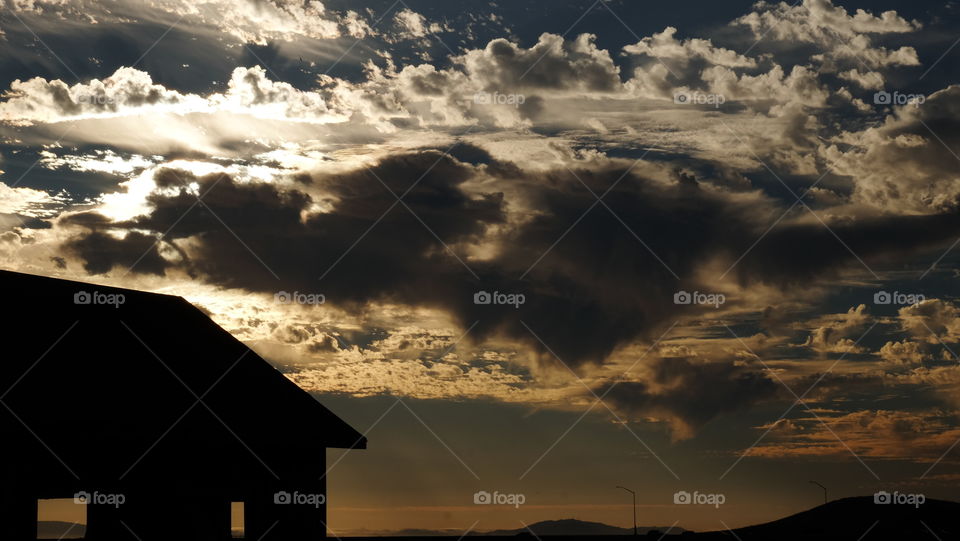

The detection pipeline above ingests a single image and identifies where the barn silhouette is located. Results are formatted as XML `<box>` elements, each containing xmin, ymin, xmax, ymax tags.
<box><xmin>0</xmin><ymin>270</ymin><xmax>365</xmax><ymax>540</ymax></box>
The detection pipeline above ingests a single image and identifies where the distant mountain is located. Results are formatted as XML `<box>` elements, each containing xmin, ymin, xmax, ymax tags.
<box><xmin>702</xmin><ymin>496</ymin><xmax>960</xmax><ymax>541</ymax></box>
<box><xmin>483</xmin><ymin>519</ymin><xmax>685</xmax><ymax>536</ymax></box>
<box><xmin>367</xmin><ymin>528</ymin><xmax>476</xmax><ymax>537</ymax></box>
<box><xmin>352</xmin><ymin>519</ymin><xmax>685</xmax><ymax>537</ymax></box>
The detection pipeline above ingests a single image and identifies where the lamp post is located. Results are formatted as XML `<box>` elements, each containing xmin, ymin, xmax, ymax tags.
<box><xmin>809</xmin><ymin>481</ymin><xmax>827</xmax><ymax>505</ymax></box>
<box><xmin>616</xmin><ymin>486</ymin><xmax>637</xmax><ymax>536</ymax></box>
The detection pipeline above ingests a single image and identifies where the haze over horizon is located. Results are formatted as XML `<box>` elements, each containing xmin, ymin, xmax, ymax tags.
<box><xmin>3</xmin><ymin>0</ymin><xmax>960</xmax><ymax>536</ymax></box>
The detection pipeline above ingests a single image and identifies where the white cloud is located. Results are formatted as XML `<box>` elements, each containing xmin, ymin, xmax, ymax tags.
<box><xmin>838</xmin><ymin>69</ymin><xmax>885</xmax><ymax>90</ymax></box>
<box><xmin>734</xmin><ymin>0</ymin><xmax>920</xmax><ymax>70</ymax></box>
<box><xmin>38</xmin><ymin>149</ymin><xmax>155</xmax><ymax>174</ymax></box>
<box><xmin>0</xmin><ymin>66</ymin><xmax>347</xmax><ymax>126</ymax></box>
<box><xmin>215</xmin><ymin>66</ymin><xmax>344</xmax><ymax>122</ymax></box>
<box><xmin>802</xmin><ymin>304</ymin><xmax>872</xmax><ymax>353</ymax></box>
<box><xmin>0</xmin><ymin>182</ymin><xmax>65</xmax><ymax>217</ymax></box>
<box><xmin>5</xmin><ymin>0</ymin><xmax>376</xmax><ymax>43</ymax></box>
<box><xmin>0</xmin><ymin>67</ymin><xmax>201</xmax><ymax>125</ymax></box>
<box><xmin>701</xmin><ymin>63</ymin><xmax>830</xmax><ymax>108</ymax></box>
<box><xmin>879</xmin><ymin>340</ymin><xmax>926</xmax><ymax>364</ymax></box>
<box><xmin>824</xmin><ymin>86</ymin><xmax>960</xmax><ymax>213</ymax></box>
<box><xmin>898</xmin><ymin>299</ymin><xmax>960</xmax><ymax>343</ymax></box>
<box><xmin>391</xmin><ymin>8</ymin><xmax>448</xmax><ymax>40</ymax></box>
<box><xmin>172</xmin><ymin>0</ymin><xmax>343</xmax><ymax>42</ymax></box>
<box><xmin>460</xmin><ymin>33</ymin><xmax>622</xmax><ymax>93</ymax></box>
<box><xmin>624</xmin><ymin>26</ymin><xmax>757</xmax><ymax>69</ymax></box>
<box><xmin>735</xmin><ymin>0</ymin><xmax>918</xmax><ymax>43</ymax></box>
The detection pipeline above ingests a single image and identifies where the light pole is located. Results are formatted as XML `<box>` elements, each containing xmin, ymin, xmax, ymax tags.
<box><xmin>809</xmin><ymin>481</ymin><xmax>827</xmax><ymax>505</ymax></box>
<box><xmin>616</xmin><ymin>486</ymin><xmax>637</xmax><ymax>536</ymax></box>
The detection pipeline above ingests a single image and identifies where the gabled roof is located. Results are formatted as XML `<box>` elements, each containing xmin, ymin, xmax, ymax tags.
<box><xmin>0</xmin><ymin>270</ymin><xmax>364</xmax><ymax>481</ymax></box>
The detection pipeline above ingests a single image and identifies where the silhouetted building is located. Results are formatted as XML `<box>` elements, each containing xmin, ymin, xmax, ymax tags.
<box><xmin>0</xmin><ymin>270</ymin><xmax>366</xmax><ymax>540</ymax></box>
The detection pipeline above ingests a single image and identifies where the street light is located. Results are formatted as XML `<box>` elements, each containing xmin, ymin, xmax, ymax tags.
<box><xmin>809</xmin><ymin>481</ymin><xmax>827</xmax><ymax>505</ymax></box>
<box><xmin>615</xmin><ymin>486</ymin><xmax>637</xmax><ymax>536</ymax></box>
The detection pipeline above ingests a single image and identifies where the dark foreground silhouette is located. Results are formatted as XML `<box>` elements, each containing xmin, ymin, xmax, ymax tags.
<box><xmin>695</xmin><ymin>496</ymin><xmax>958</xmax><ymax>540</ymax></box>
<box><xmin>1</xmin><ymin>270</ymin><xmax>365</xmax><ymax>541</ymax></box>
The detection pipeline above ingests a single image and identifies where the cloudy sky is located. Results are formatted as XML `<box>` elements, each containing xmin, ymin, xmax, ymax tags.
<box><xmin>4</xmin><ymin>0</ymin><xmax>960</xmax><ymax>534</ymax></box>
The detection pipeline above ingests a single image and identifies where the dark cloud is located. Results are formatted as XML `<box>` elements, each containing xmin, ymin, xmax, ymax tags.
<box><xmin>65</xmin><ymin>230</ymin><xmax>170</xmax><ymax>276</ymax></box>
<box><xmin>60</xmin><ymin>148</ymin><xmax>960</xmax><ymax>370</ymax></box>
<box><xmin>598</xmin><ymin>356</ymin><xmax>781</xmax><ymax>437</ymax></box>
<box><xmin>63</xmin><ymin>149</ymin><xmax>504</xmax><ymax>297</ymax></box>
<box><xmin>473</xmin><ymin>163</ymin><xmax>762</xmax><ymax>364</ymax></box>
<box><xmin>733</xmin><ymin>211</ymin><xmax>960</xmax><ymax>285</ymax></box>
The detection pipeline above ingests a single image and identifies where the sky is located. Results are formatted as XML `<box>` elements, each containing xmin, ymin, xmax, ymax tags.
<box><xmin>4</xmin><ymin>0</ymin><xmax>960</xmax><ymax>535</ymax></box>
